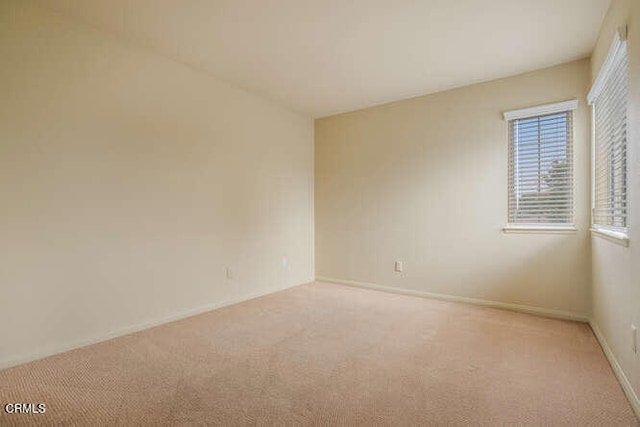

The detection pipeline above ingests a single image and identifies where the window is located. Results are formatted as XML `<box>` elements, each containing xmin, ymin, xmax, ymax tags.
<box><xmin>588</xmin><ymin>27</ymin><xmax>629</xmax><ymax>243</ymax></box>
<box><xmin>503</xmin><ymin>100</ymin><xmax>578</xmax><ymax>231</ymax></box>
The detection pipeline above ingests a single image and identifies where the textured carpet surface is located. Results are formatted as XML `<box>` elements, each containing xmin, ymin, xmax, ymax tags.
<box><xmin>0</xmin><ymin>282</ymin><xmax>637</xmax><ymax>426</ymax></box>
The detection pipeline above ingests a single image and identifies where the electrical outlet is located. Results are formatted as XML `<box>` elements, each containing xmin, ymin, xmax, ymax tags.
<box><xmin>226</xmin><ymin>267</ymin><xmax>233</xmax><ymax>280</ymax></box>
<box><xmin>281</xmin><ymin>257</ymin><xmax>288</xmax><ymax>269</ymax></box>
<box><xmin>394</xmin><ymin>261</ymin><xmax>403</xmax><ymax>272</ymax></box>
<box><xmin>632</xmin><ymin>325</ymin><xmax>637</xmax><ymax>354</ymax></box>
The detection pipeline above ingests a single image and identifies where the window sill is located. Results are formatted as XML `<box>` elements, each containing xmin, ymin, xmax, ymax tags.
<box><xmin>502</xmin><ymin>225</ymin><xmax>577</xmax><ymax>235</ymax></box>
<box><xmin>590</xmin><ymin>227</ymin><xmax>629</xmax><ymax>247</ymax></box>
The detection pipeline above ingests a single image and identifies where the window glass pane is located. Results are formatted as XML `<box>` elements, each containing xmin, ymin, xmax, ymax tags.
<box><xmin>592</xmin><ymin>43</ymin><xmax>628</xmax><ymax>230</ymax></box>
<box><xmin>509</xmin><ymin>111</ymin><xmax>573</xmax><ymax>225</ymax></box>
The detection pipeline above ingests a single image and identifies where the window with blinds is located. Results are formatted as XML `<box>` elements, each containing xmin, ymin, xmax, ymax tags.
<box><xmin>504</xmin><ymin>100</ymin><xmax>578</xmax><ymax>227</ymax></box>
<box><xmin>588</xmin><ymin>28</ymin><xmax>628</xmax><ymax>235</ymax></box>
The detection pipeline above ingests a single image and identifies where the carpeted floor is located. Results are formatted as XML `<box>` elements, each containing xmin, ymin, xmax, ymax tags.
<box><xmin>0</xmin><ymin>281</ymin><xmax>637</xmax><ymax>425</ymax></box>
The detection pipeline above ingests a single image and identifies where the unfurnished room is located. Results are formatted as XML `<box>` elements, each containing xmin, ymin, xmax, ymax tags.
<box><xmin>1</xmin><ymin>0</ymin><xmax>639</xmax><ymax>425</ymax></box>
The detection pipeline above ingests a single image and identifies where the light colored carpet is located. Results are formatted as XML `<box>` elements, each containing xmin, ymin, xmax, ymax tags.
<box><xmin>0</xmin><ymin>281</ymin><xmax>637</xmax><ymax>426</ymax></box>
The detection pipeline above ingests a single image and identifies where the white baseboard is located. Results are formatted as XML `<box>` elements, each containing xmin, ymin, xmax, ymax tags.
<box><xmin>0</xmin><ymin>279</ymin><xmax>312</xmax><ymax>370</ymax></box>
<box><xmin>589</xmin><ymin>320</ymin><xmax>640</xmax><ymax>419</ymax></box>
<box><xmin>315</xmin><ymin>276</ymin><xmax>589</xmax><ymax>322</ymax></box>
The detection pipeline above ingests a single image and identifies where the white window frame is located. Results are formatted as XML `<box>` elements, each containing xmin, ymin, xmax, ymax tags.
<box><xmin>587</xmin><ymin>26</ymin><xmax>629</xmax><ymax>247</ymax></box>
<box><xmin>502</xmin><ymin>100</ymin><xmax>578</xmax><ymax>234</ymax></box>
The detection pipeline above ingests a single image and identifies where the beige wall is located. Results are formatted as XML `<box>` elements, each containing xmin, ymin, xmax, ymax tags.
<box><xmin>315</xmin><ymin>59</ymin><xmax>591</xmax><ymax>316</ymax></box>
<box><xmin>590</xmin><ymin>0</ymin><xmax>640</xmax><ymax>407</ymax></box>
<box><xmin>0</xmin><ymin>1</ymin><xmax>314</xmax><ymax>367</ymax></box>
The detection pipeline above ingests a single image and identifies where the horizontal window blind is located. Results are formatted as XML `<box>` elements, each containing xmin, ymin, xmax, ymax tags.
<box><xmin>508</xmin><ymin>111</ymin><xmax>574</xmax><ymax>225</ymax></box>
<box><xmin>591</xmin><ymin>39</ymin><xmax>628</xmax><ymax>230</ymax></box>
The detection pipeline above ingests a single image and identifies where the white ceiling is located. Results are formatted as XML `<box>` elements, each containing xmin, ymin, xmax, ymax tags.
<box><xmin>36</xmin><ymin>0</ymin><xmax>610</xmax><ymax>117</ymax></box>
